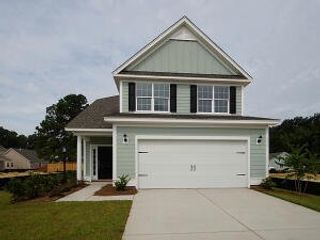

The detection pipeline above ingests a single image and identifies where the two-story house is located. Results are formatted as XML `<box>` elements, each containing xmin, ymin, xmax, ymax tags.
<box><xmin>66</xmin><ymin>16</ymin><xmax>279</xmax><ymax>188</ymax></box>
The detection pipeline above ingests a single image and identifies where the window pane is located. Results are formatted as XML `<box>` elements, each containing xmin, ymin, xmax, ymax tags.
<box><xmin>136</xmin><ymin>83</ymin><xmax>152</xmax><ymax>97</ymax></box>
<box><xmin>214</xmin><ymin>99</ymin><xmax>228</xmax><ymax>113</ymax></box>
<box><xmin>154</xmin><ymin>98</ymin><xmax>168</xmax><ymax>111</ymax></box>
<box><xmin>137</xmin><ymin>98</ymin><xmax>151</xmax><ymax>110</ymax></box>
<box><xmin>214</xmin><ymin>86</ymin><xmax>229</xmax><ymax>99</ymax></box>
<box><xmin>198</xmin><ymin>86</ymin><xmax>213</xmax><ymax>99</ymax></box>
<box><xmin>198</xmin><ymin>100</ymin><xmax>212</xmax><ymax>112</ymax></box>
<box><xmin>154</xmin><ymin>84</ymin><xmax>169</xmax><ymax>98</ymax></box>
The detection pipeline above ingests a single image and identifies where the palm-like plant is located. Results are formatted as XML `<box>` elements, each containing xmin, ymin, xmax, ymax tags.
<box><xmin>277</xmin><ymin>146</ymin><xmax>320</xmax><ymax>194</ymax></box>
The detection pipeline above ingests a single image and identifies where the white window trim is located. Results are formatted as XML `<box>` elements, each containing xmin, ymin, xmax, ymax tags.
<box><xmin>135</xmin><ymin>82</ymin><xmax>170</xmax><ymax>113</ymax></box>
<box><xmin>197</xmin><ymin>84</ymin><xmax>230</xmax><ymax>114</ymax></box>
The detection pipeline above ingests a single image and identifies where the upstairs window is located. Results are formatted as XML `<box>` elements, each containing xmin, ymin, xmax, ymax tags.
<box><xmin>136</xmin><ymin>83</ymin><xmax>170</xmax><ymax>112</ymax></box>
<box><xmin>197</xmin><ymin>85</ymin><xmax>229</xmax><ymax>113</ymax></box>
<box><xmin>214</xmin><ymin>86</ymin><xmax>229</xmax><ymax>113</ymax></box>
<box><xmin>136</xmin><ymin>83</ymin><xmax>152</xmax><ymax>111</ymax></box>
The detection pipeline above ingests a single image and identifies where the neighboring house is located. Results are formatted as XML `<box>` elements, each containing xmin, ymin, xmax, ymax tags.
<box><xmin>66</xmin><ymin>16</ymin><xmax>279</xmax><ymax>188</ymax></box>
<box><xmin>0</xmin><ymin>146</ymin><xmax>47</xmax><ymax>170</ymax></box>
<box><xmin>269</xmin><ymin>152</ymin><xmax>289</xmax><ymax>171</ymax></box>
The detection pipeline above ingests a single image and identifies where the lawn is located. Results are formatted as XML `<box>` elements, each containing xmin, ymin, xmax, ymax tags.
<box><xmin>0</xmin><ymin>191</ymin><xmax>132</xmax><ymax>240</ymax></box>
<box><xmin>255</xmin><ymin>187</ymin><xmax>320</xmax><ymax>212</ymax></box>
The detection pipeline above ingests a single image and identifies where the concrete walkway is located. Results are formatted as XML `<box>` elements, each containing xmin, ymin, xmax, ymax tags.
<box><xmin>56</xmin><ymin>182</ymin><xmax>134</xmax><ymax>201</ymax></box>
<box><xmin>123</xmin><ymin>188</ymin><xmax>320</xmax><ymax>240</ymax></box>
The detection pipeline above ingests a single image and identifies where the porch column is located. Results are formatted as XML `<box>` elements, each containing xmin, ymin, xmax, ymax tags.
<box><xmin>76</xmin><ymin>135</ymin><xmax>82</xmax><ymax>181</ymax></box>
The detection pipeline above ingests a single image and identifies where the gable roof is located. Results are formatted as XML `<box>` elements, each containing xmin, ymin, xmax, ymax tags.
<box><xmin>65</xmin><ymin>95</ymin><xmax>278</xmax><ymax>130</ymax></box>
<box><xmin>12</xmin><ymin>149</ymin><xmax>43</xmax><ymax>163</ymax></box>
<box><xmin>66</xmin><ymin>95</ymin><xmax>119</xmax><ymax>129</ymax></box>
<box><xmin>113</xmin><ymin>16</ymin><xmax>252</xmax><ymax>80</ymax></box>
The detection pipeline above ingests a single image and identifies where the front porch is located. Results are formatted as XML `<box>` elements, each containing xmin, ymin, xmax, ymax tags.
<box><xmin>76</xmin><ymin>133</ymin><xmax>114</xmax><ymax>182</ymax></box>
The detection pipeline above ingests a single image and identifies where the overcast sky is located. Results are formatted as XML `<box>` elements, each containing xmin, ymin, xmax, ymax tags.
<box><xmin>0</xmin><ymin>0</ymin><xmax>319</xmax><ymax>135</ymax></box>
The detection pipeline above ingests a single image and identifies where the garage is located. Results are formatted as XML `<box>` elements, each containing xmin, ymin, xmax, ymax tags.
<box><xmin>137</xmin><ymin>138</ymin><xmax>249</xmax><ymax>188</ymax></box>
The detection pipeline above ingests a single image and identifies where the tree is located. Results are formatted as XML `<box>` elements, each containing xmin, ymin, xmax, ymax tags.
<box><xmin>270</xmin><ymin>113</ymin><xmax>320</xmax><ymax>155</ymax></box>
<box><xmin>277</xmin><ymin>146</ymin><xmax>320</xmax><ymax>194</ymax></box>
<box><xmin>35</xmin><ymin>94</ymin><xmax>88</xmax><ymax>162</ymax></box>
<box><xmin>0</xmin><ymin>126</ymin><xmax>29</xmax><ymax>149</ymax></box>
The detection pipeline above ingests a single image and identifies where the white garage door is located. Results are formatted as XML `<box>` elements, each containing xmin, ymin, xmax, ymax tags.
<box><xmin>138</xmin><ymin>139</ymin><xmax>248</xmax><ymax>188</ymax></box>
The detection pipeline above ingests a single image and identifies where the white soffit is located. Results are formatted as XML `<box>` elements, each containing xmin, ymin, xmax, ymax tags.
<box><xmin>170</xmin><ymin>26</ymin><xmax>198</xmax><ymax>41</ymax></box>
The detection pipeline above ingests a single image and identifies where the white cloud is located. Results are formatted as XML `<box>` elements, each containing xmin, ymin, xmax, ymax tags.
<box><xmin>0</xmin><ymin>0</ymin><xmax>319</xmax><ymax>134</ymax></box>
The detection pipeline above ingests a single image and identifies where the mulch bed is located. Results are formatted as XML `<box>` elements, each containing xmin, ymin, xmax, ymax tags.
<box><xmin>94</xmin><ymin>185</ymin><xmax>137</xmax><ymax>196</ymax></box>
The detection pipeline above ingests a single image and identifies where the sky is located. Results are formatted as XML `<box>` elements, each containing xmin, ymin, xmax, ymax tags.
<box><xmin>0</xmin><ymin>0</ymin><xmax>319</xmax><ymax>135</ymax></box>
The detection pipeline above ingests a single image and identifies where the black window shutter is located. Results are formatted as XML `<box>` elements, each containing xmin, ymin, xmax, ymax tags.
<box><xmin>190</xmin><ymin>85</ymin><xmax>197</xmax><ymax>113</ymax></box>
<box><xmin>229</xmin><ymin>86</ymin><xmax>236</xmax><ymax>114</ymax></box>
<box><xmin>128</xmin><ymin>82</ymin><xmax>136</xmax><ymax>112</ymax></box>
<box><xmin>170</xmin><ymin>84</ymin><xmax>177</xmax><ymax>113</ymax></box>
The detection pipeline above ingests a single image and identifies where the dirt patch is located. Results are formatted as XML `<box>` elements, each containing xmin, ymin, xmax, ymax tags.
<box><xmin>94</xmin><ymin>185</ymin><xmax>137</xmax><ymax>196</ymax></box>
<box><xmin>270</xmin><ymin>173</ymin><xmax>320</xmax><ymax>183</ymax></box>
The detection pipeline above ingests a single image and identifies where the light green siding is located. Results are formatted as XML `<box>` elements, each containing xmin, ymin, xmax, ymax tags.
<box><xmin>177</xmin><ymin>84</ymin><xmax>190</xmax><ymax>113</ymax></box>
<box><xmin>236</xmin><ymin>86</ymin><xmax>242</xmax><ymax>114</ymax></box>
<box><xmin>116</xmin><ymin>127</ymin><xmax>266</xmax><ymax>180</ymax></box>
<box><xmin>127</xmin><ymin>40</ymin><xmax>237</xmax><ymax>75</ymax></box>
<box><xmin>121</xmin><ymin>81</ymin><xmax>242</xmax><ymax>115</ymax></box>
<box><xmin>122</xmin><ymin>82</ymin><xmax>129</xmax><ymax>112</ymax></box>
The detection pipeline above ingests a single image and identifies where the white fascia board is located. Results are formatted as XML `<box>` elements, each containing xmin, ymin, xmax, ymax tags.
<box><xmin>65</xmin><ymin>128</ymin><xmax>113</xmax><ymax>132</ymax></box>
<box><xmin>114</xmin><ymin>74</ymin><xmax>251</xmax><ymax>86</ymax></box>
<box><xmin>104</xmin><ymin>117</ymin><xmax>280</xmax><ymax>126</ymax></box>
<box><xmin>112</xmin><ymin>17</ymin><xmax>186</xmax><ymax>75</ymax></box>
<box><xmin>112</xmin><ymin>16</ymin><xmax>252</xmax><ymax>80</ymax></box>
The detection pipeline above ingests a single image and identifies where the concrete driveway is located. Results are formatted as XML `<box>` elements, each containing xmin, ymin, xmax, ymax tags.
<box><xmin>123</xmin><ymin>188</ymin><xmax>320</xmax><ymax>240</ymax></box>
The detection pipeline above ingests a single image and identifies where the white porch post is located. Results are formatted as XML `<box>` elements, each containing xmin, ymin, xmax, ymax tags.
<box><xmin>76</xmin><ymin>135</ymin><xmax>82</xmax><ymax>181</ymax></box>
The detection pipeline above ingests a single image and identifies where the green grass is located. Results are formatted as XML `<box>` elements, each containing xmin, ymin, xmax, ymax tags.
<box><xmin>256</xmin><ymin>187</ymin><xmax>320</xmax><ymax>212</ymax></box>
<box><xmin>0</xmin><ymin>191</ymin><xmax>132</xmax><ymax>240</ymax></box>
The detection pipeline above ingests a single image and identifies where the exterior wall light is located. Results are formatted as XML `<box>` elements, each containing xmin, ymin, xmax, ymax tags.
<box><xmin>123</xmin><ymin>134</ymin><xmax>129</xmax><ymax>144</ymax></box>
<box><xmin>256</xmin><ymin>135</ymin><xmax>263</xmax><ymax>145</ymax></box>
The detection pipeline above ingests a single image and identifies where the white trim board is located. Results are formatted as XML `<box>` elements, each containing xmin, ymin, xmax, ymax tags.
<box><xmin>134</xmin><ymin>135</ymin><xmax>251</xmax><ymax>189</ymax></box>
<box><xmin>114</xmin><ymin>74</ymin><xmax>251</xmax><ymax>86</ymax></box>
<box><xmin>104</xmin><ymin>117</ymin><xmax>279</xmax><ymax>126</ymax></box>
<box><xmin>65</xmin><ymin>128</ymin><xmax>113</xmax><ymax>132</ymax></box>
<box><xmin>113</xmin><ymin>16</ymin><xmax>252</xmax><ymax>80</ymax></box>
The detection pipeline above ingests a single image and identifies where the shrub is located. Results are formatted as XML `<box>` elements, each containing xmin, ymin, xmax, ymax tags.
<box><xmin>114</xmin><ymin>174</ymin><xmax>130</xmax><ymax>191</ymax></box>
<box><xmin>269</xmin><ymin>168</ymin><xmax>277</xmax><ymax>173</ymax></box>
<box><xmin>5</xmin><ymin>171</ymin><xmax>77</xmax><ymax>201</ymax></box>
<box><xmin>6</xmin><ymin>178</ymin><xmax>26</xmax><ymax>201</ymax></box>
<box><xmin>260</xmin><ymin>177</ymin><xmax>276</xmax><ymax>190</ymax></box>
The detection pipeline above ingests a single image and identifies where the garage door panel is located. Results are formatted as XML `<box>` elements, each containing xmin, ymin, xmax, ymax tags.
<box><xmin>138</xmin><ymin>139</ymin><xmax>248</xmax><ymax>188</ymax></box>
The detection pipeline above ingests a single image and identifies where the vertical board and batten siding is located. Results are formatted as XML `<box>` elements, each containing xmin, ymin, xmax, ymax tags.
<box><xmin>127</xmin><ymin>40</ymin><xmax>236</xmax><ymax>75</ymax></box>
<box><xmin>121</xmin><ymin>82</ymin><xmax>242</xmax><ymax>115</ymax></box>
<box><xmin>116</xmin><ymin>127</ymin><xmax>266</xmax><ymax>181</ymax></box>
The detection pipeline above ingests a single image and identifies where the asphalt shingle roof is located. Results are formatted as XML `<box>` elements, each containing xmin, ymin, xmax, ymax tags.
<box><xmin>66</xmin><ymin>95</ymin><xmax>119</xmax><ymax>129</ymax></box>
<box><xmin>66</xmin><ymin>95</ymin><xmax>276</xmax><ymax>129</ymax></box>
<box><xmin>13</xmin><ymin>149</ymin><xmax>43</xmax><ymax>163</ymax></box>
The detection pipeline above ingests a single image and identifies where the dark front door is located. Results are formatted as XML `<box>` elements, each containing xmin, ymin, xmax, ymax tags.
<box><xmin>98</xmin><ymin>146</ymin><xmax>112</xmax><ymax>179</ymax></box>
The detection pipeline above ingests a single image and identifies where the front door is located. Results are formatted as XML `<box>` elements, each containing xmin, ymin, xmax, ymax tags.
<box><xmin>98</xmin><ymin>146</ymin><xmax>112</xmax><ymax>179</ymax></box>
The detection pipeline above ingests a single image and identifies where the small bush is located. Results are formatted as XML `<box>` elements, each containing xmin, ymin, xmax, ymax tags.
<box><xmin>260</xmin><ymin>177</ymin><xmax>276</xmax><ymax>190</ymax></box>
<box><xmin>269</xmin><ymin>168</ymin><xmax>277</xmax><ymax>173</ymax></box>
<box><xmin>5</xmin><ymin>171</ymin><xmax>77</xmax><ymax>201</ymax></box>
<box><xmin>114</xmin><ymin>174</ymin><xmax>130</xmax><ymax>191</ymax></box>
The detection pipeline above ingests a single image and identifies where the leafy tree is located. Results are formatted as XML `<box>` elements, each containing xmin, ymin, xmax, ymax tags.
<box><xmin>0</xmin><ymin>127</ymin><xmax>29</xmax><ymax>149</ymax></box>
<box><xmin>35</xmin><ymin>94</ymin><xmax>88</xmax><ymax>162</ymax></box>
<box><xmin>270</xmin><ymin>113</ymin><xmax>320</xmax><ymax>155</ymax></box>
